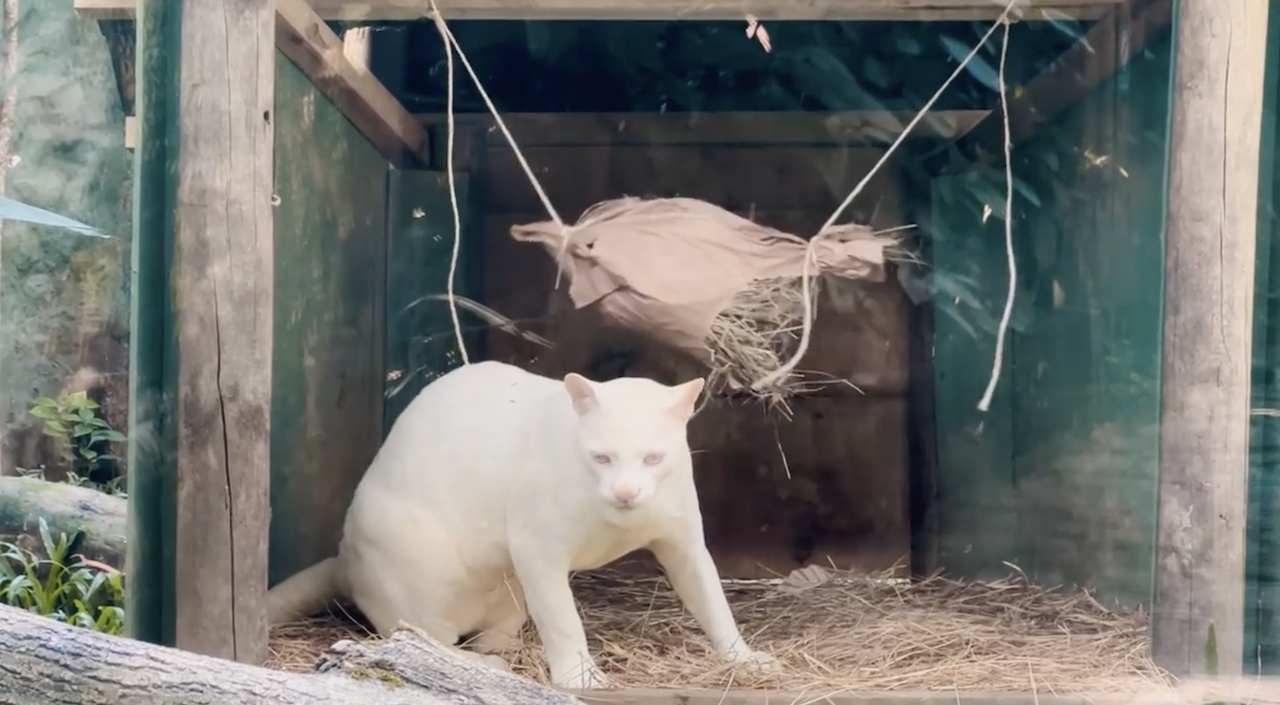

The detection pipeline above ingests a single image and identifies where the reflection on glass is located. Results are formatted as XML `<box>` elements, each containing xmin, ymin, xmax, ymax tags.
<box><xmin>372</xmin><ymin>10</ymin><xmax>1178</xmax><ymax>693</ymax></box>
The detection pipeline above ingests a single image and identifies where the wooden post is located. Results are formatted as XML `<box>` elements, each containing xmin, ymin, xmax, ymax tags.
<box><xmin>1153</xmin><ymin>0</ymin><xmax>1271</xmax><ymax>677</ymax></box>
<box><xmin>129</xmin><ymin>0</ymin><xmax>274</xmax><ymax>663</ymax></box>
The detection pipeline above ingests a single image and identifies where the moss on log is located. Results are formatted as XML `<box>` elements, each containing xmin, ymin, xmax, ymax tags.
<box><xmin>0</xmin><ymin>604</ymin><xmax>585</xmax><ymax>705</ymax></box>
<box><xmin>0</xmin><ymin>475</ymin><xmax>126</xmax><ymax>568</ymax></box>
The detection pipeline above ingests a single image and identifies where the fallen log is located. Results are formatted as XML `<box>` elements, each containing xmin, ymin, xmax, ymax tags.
<box><xmin>0</xmin><ymin>603</ymin><xmax>585</xmax><ymax>705</ymax></box>
<box><xmin>0</xmin><ymin>476</ymin><xmax>127</xmax><ymax>568</ymax></box>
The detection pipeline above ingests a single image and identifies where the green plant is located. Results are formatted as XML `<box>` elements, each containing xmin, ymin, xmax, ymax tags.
<box><xmin>28</xmin><ymin>391</ymin><xmax>127</xmax><ymax>495</ymax></box>
<box><xmin>0</xmin><ymin>518</ymin><xmax>125</xmax><ymax>634</ymax></box>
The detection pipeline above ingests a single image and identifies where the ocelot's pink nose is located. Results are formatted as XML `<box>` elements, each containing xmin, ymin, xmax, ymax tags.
<box><xmin>611</xmin><ymin>480</ymin><xmax>641</xmax><ymax>505</ymax></box>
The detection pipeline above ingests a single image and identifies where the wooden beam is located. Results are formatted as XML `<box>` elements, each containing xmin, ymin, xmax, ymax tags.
<box><xmin>415</xmin><ymin>110</ymin><xmax>991</xmax><ymax>148</ymax></box>
<box><xmin>129</xmin><ymin>0</ymin><xmax>274</xmax><ymax>663</ymax></box>
<box><xmin>111</xmin><ymin>0</ymin><xmax>430</xmax><ymax>167</ymax></box>
<box><xmin>78</xmin><ymin>0</ymin><xmax>1121</xmax><ymax>21</ymax></box>
<box><xmin>1152</xmin><ymin>0</ymin><xmax>1269</xmax><ymax>678</ymax></box>
<box><xmin>275</xmin><ymin>0</ymin><xmax>429</xmax><ymax>166</ymax></box>
<box><xmin>575</xmin><ymin>682</ymin><xmax>1280</xmax><ymax>705</ymax></box>
<box><xmin>961</xmin><ymin>0</ymin><xmax>1173</xmax><ymax>153</ymax></box>
<box><xmin>575</xmin><ymin>693</ymin><xmax>1133</xmax><ymax>705</ymax></box>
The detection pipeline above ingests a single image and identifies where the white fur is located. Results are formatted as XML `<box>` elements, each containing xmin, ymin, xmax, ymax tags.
<box><xmin>267</xmin><ymin>360</ymin><xmax>778</xmax><ymax>689</ymax></box>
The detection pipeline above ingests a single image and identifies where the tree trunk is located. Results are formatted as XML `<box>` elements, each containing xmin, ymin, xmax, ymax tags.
<box><xmin>0</xmin><ymin>604</ymin><xmax>585</xmax><ymax>705</ymax></box>
<box><xmin>0</xmin><ymin>476</ymin><xmax>127</xmax><ymax>568</ymax></box>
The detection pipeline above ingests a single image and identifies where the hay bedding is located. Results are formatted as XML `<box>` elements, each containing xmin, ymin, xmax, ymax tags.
<box><xmin>266</xmin><ymin>566</ymin><xmax>1171</xmax><ymax>694</ymax></box>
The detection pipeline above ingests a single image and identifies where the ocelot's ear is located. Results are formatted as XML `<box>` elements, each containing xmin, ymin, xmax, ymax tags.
<box><xmin>563</xmin><ymin>373</ymin><xmax>600</xmax><ymax>415</ymax></box>
<box><xmin>670</xmin><ymin>378</ymin><xmax>705</xmax><ymax>421</ymax></box>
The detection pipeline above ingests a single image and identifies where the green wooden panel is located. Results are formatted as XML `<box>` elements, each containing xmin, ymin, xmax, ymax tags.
<box><xmin>1004</xmin><ymin>36</ymin><xmax>1170</xmax><ymax>606</ymax></box>
<box><xmin>384</xmin><ymin>170</ymin><xmax>482</xmax><ymax>433</ymax></box>
<box><xmin>1245</xmin><ymin>0</ymin><xmax>1280</xmax><ymax>673</ymax></box>
<box><xmin>929</xmin><ymin>172</ymin><xmax>1020</xmax><ymax>581</ymax></box>
<box><xmin>930</xmin><ymin>34</ymin><xmax>1173</xmax><ymax>607</ymax></box>
<box><xmin>269</xmin><ymin>52</ymin><xmax>389</xmax><ymax>587</ymax></box>
<box><xmin>127</xmin><ymin>0</ymin><xmax>181</xmax><ymax>645</ymax></box>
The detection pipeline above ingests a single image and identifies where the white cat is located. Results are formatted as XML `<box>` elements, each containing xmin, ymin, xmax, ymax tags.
<box><xmin>267</xmin><ymin>360</ymin><xmax>778</xmax><ymax>689</ymax></box>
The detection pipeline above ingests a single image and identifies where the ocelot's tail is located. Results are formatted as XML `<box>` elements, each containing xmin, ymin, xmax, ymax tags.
<box><xmin>267</xmin><ymin>557</ymin><xmax>343</xmax><ymax>624</ymax></box>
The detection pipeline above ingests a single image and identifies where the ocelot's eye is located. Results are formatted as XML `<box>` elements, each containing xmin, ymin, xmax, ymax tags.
<box><xmin>591</xmin><ymin>453</ymin><xmax>612</xmax><ymax>465</ymax></box>
<box><xmin>642</xmin><ymin>452</ymin><xmax>665</xmax><ymax>466</ymax></box>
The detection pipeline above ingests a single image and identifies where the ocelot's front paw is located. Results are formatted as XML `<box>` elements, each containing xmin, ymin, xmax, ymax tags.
<box><xmin>551</xmin><ymin>662</ymin><xmax>613</xmax><ymax>690</ymax></box>
<box><xmin>728</xmin><ymin>648</ymin><xmax>782</xmax><ymax>674</ymax></box>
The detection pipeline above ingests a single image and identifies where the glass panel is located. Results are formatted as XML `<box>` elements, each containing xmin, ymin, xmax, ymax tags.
<box><xmin>353</xmin><ymin>7</ymin><xmax>1180</xmax><ymax>694</ymax></box>
<box><xmin>0</xmin><ymin>0</ymin><xmax>132</xmax><ymax>637</ymax></box>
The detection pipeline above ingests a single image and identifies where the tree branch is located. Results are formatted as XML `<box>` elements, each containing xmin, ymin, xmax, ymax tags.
<box><xmin>0</xmin><ymin>604</ymin><xmax>586</xmax><ymax>705</ymax></box>
<box><xmin>0</xmin><ymin>476</ymin><xmax>127</xmax><ymax>567</ymax></box>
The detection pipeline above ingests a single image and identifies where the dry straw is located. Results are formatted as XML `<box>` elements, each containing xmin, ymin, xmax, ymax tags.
<box><xmin>706</xmin><ymin>274</ymin><xmax>819</xmax><ymax>398</ymax></box>
<box><xmin>702</xmin><ymin>228</ymin><xmax>915</xmax><ymax>401</ymax></box>
<box><xmin>265</xmin><ymin>565</ymin><xmax>1170</xmax><ymax>695</ymax></box>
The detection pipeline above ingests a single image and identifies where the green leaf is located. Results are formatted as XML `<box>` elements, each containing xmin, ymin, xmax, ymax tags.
<box><xmin>28</xmin><ymin>406</ymin><xmax>59</xmax><ymax>421</ymax></box>
<box><xmin>37</xmin><ymin>518</ymin><xmax>55</xmax><ymax>558</ymax></box>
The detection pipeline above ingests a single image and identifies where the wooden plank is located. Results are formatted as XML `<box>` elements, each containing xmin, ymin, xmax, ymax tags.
<box><xmin>478</xmin><ymin>145</ymin><xmax>902</xmax><ymax>217</ymax></box>
<box><xmin>1152</xmin><ymin>0</ymin><xmax>1269</xmax><ymax>678</ymax></box>
<box><xmin>268</xmin><ymin>54</ymin><xmax>389</xmax><ymax>586</ymax></box>
<box><xmin>77</xmin><ymin>0</ymin><xmax>1121</xmax><ymax>21</ymax></box>
<box><xmin>575</xmin><ymin>691</ymin><xmax>1135</xmax><ymax>705</ymax></box>
<box><xmin>416</xmin><ymin>111</ymin><xmax>991</xmax><ymax>148</ymax></box>
<box><xmin>274</xmin><ymin>0</ymin><xmax>428</xmax><ymax>166</ymax></box>
<box><xmin>576</xmin><ymin>686</ymin><xmax>1280</xmax><ymax>705</ymax></box>
<box><xmin>127</xmin><ymin>0</ymin><xmax>178</xmax><ymax>652</ymax></box>
<box><xmin>961</xmin><ymin>0</ymin><xmax>1174</xmax><ymax>153</ymax></box>
<box><xmin>135</xmin><ymin>0</ymin><xmax>274</xmax><ymax>664</ymax></box>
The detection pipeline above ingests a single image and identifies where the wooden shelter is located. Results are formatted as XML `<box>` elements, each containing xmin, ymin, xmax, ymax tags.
<box><xmin>72</xmin><ymin>0</ymin><xmax>1272</xmax><ymax>698</ymax></box>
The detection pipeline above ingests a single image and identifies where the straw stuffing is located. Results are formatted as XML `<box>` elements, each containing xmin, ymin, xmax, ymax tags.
<box><xmin>266</xmin><ymin>564</ymin><xmax>1171</xmax><ymax>694</ymax></box>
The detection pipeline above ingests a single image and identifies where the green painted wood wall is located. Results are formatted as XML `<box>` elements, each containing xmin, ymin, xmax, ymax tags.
<box><xmin>383</xmin><ymin>170</ymin><xmax>482</xmax><ymax>434</ymax></box>
<box><xmin>1245</xmin><ymin>0</ymin><xmax>1280</xmax><ymax>673</ymax></box>
<box><xmin>930</xmin><ymin>32</ymin><xmax>1175</xmax><ymax>608</ymax></box>
<box><xmin>268</xmin><ymin>52</ymin><xmax>389</xmax><ymax>587</ymax></box>
<box><xmin>269</xmin><ymin>56</ymin><xmax>483</xmax><ymax>586</ymax></box>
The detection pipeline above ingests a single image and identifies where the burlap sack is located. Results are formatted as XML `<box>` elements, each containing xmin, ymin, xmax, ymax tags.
<box><xmin>511</xmin><ymin>196</ymin><xmax>901</xmax><ymax>395</ymax></box>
